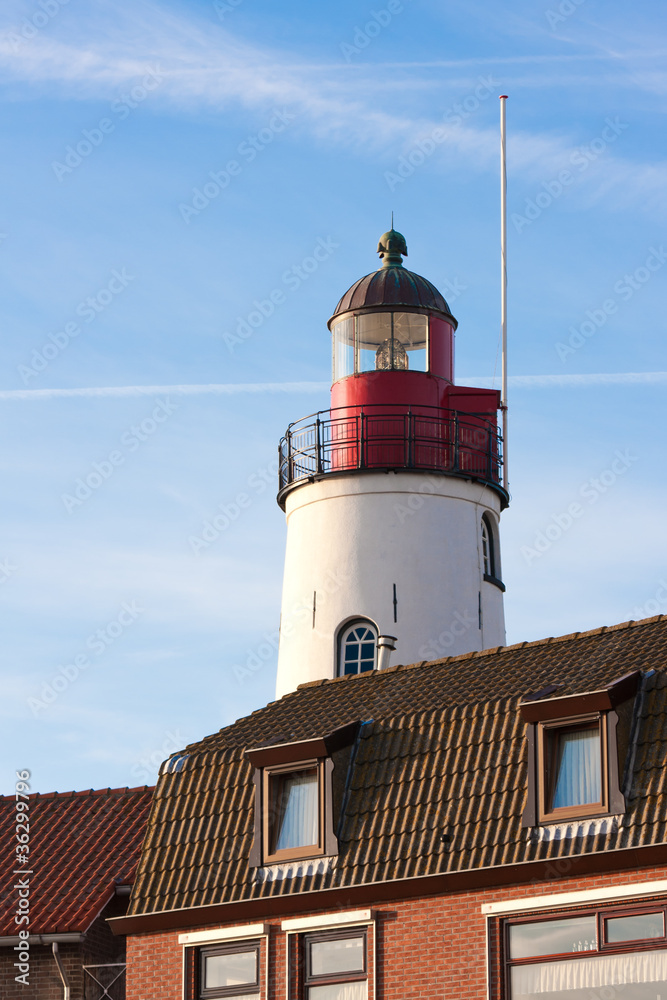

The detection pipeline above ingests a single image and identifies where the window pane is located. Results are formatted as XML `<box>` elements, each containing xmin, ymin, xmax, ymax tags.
<box><xmin>357</xmin><ymin>314</ymin><xmax>390</xmax><ymax>372</ymax></box>
<box><xmin>606</xmin><ymin>911</ymin><xmax>665</xmax><ymax>943</ymax></box>
<box><xmin>340</xmin><ymin>623</ymin><xmax>377</xmax><ymax>676</ymax></box>
<box><xmin>550</xmin><ymin>725</ymin><xmax>601</xmax><ymax>809</ymax></box>
<box><xmin>273</xmin><ymin>770</ymin><xmax>318</xmax><ymax>850</ymax></box>
<box><xmin>311</xmin><ymin>935</ymin><xmax>365</xmax><ymax>976</ymax></box>
<box><xmin>481</xmin><ymin>520</ymin><xmax>491</xmax><ymax>575</ymax></box>
<box><xmin>333</xmin><ymin>318</ymin><xmax>354</xmax><ymax>381</ymax></box>
<box><xmin>510</xmin><ymin>948</ymin><xmax>667</xmax><ymax>999</ymax></box>
<box><xmin>510</xmin><ymin>916</ymin><xmax>597</xmax><ymax>959</ymax></box>
<box><xmin>308</xmin><ymin>983</ymin><xmax>367</xmax><ymax>1000</ymax></box>
<box><xmin>393</xmin><ymin>313</ymin><xmax>427</xmax><ymax>371</ymax></box>
<box><xmin>203</xmin><ymin>950</ymin><xmax>257</xmax><ymax>989</ymax></box>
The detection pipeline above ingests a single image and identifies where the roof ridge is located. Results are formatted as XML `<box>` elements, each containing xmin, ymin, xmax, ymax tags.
<box><xmin>376</xmin><ymin>613</ymin><xmax>667</xmax><ymax>674</ymax></box>
<box><xmin>200</xmin><ymin>614</ymin><xmax>667</xmax><ymax>748</ymax></box>
<box><xmin>8</xmin><ymin>785</ymin><xmax>154</xmax><ymax>801</ymax></box>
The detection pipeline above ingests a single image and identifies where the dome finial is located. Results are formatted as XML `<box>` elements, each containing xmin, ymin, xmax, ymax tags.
<box><xmin>377</xmin><ymin>224</ymin><xmax>408</xmax><ymax>268</ymax></box>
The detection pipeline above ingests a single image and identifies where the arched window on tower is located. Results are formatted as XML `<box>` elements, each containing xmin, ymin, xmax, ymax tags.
<box><xmin>481</xmin><ymin>514</ymin><xmax>505</xmax><ymax>591</ymax></box>
<box><xmin>481</xmin><ymin>515</ymin><xmax>495</xmax><ymax>579</ymax></box>
<box><xmin>338</xmin><ymin>620</ymin><xmax>378</xmax><ymax>677</ymax></box>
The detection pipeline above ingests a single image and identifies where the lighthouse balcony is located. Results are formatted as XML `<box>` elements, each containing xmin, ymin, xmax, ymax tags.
<box><xmin>278</xmin><ymin>404</ymin><xmax>507</xmax><ymax>508</ymax></box>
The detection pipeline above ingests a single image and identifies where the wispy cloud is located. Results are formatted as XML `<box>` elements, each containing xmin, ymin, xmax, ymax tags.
<box><xmin>0</xmin><ymin>2</ymin><xmax>665</xmax><ymax>211</ymax></box>
<box><xmin>0</xmin><ymin>373</ymin><xmax>664</xmax><ymax>401</ymax></box>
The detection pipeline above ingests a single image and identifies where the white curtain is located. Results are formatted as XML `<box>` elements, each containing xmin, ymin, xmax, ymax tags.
<box><xmin>552</xmin><ymin>727</ymin><xmax>600</xmax><ymax>808</ymax></box>
<box><xmin>512</xmin><ymin>948</ymin><xmax>667</xmax><ymax>997</ymax></box>
<box><xmin>308</xmin><ymin>982</ymin><xmax>367</xmax><ymax>1000</ymax></box>
<box><xmin>275</xmin><ymin>771</ymin><xmax>318</xmax><ymax>850</ymax></box>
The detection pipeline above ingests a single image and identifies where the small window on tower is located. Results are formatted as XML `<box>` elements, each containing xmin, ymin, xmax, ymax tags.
<box><xmin>338</xmin><ymin>620</ymin><xmax>377</xmax><ymax>676</ymax></box>
<box><xmin>482</xmin><ymin>514</ymin><xmax>504</xmax><ymax>590</ymax></box>
<box><xmin>481</xmin><ymin>515</ymin><xmax>494</xmax><ymax>576</ymax></box>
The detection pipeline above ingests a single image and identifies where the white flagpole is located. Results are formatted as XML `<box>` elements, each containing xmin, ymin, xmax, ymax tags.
<box><xmin>499</xmin><ymin>95</ymin><xmax>508</xmax><ymax>493</ymax></box>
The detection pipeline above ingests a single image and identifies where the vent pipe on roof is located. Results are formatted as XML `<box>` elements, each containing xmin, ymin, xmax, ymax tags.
<box><xmin>377</xmin><ymin>635</ymin><xmax>397</xmax><ymax>671</ymax></box>
<box><xmin>52</xmin><ymin>942</ymin><xmax>70</xmax><ymax>1000</ymax></box>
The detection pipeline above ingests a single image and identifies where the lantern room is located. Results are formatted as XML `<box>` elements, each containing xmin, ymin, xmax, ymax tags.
<box><xmin>277</xmin><ymin>228</ymin><xmax>507</xmax><ymax>510</ymax></box>
<box><xmin>328</xmin><ymin>228</ymin><xmax>457</xmax><ymax>411</ymax></box>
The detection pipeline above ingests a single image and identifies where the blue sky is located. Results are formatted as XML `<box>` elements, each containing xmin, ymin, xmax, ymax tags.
<box><xmin>1</xmin><ymin>0</ymin><xmax>665</xmax><ymax>794</ymax></box>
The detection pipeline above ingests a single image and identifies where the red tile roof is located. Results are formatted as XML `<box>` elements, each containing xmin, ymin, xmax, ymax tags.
<box><xmin>0</xmin><ymin>786</ymin><xmax>153</xmax><ymax>936</ymax></box>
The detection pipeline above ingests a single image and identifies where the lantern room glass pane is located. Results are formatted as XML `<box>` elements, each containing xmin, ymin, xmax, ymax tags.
<box><xmin>393</xmin><ymin>313</ymin><xmax>427</xmax><ymax>371</ymax></box>
<box><xmin>355</xmin><ymin>312</ymin><xmax>427</xmax><ymax>373</ymax></box>
<box><xmin>332</xmin><ymin>318</ymin><xmax>355</xmax><ymax>381</ymax></box>
<box><xmin>357</xmin><ymin>313</ymin><xmax>391</xmax><ymax>372</ymax></box>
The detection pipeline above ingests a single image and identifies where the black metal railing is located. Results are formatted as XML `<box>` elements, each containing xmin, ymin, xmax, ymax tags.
<box><xmin>278</xmin><ymin>404</ymin><xmax>505</xmax><ymax>499</ymax></box>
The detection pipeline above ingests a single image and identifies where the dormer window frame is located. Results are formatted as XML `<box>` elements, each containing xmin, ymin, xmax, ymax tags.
<box><xmin>245</xmin><ymin>723</ymin><xmax>359</xmax><ymax>868</ymax></box>
<box><xmin>262</xmin><ymin>758</ymin><xmax>326</xmax><ymax>864</ymax></box>
<box><xmin>536</xmin><ymin>712</ymin><xmax>608</xmax><ymax>824</ymax></box>
<box><xmin>521</xmin><ymin>672</ymin><xmax>640</xmax><ymax>828</ymax></box>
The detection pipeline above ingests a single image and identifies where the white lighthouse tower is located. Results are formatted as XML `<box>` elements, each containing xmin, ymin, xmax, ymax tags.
<box><xmin>275</xmin><ymin>229</ymin><xmax>508</xmax><ymax>699</ymax></box>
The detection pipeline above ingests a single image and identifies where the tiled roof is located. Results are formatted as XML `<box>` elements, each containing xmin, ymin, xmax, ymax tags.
<box><xmin>128</xmin><ymin>616</ymin><xmax>667</xmax><ymax>918</ymax></box>
<box><xmin>0</xmin><ymin>786</ymin><xmax>153</xmax><ymax>935</ymax></box>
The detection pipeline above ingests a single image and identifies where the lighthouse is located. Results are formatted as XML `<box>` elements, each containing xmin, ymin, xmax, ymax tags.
<box><xmin>275</xmin><ymin>229</ymin><xmax>509</xmax><ymax>698</ymax></box>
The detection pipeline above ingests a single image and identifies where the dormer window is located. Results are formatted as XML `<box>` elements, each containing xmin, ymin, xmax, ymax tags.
<box><xmin>245</xmin><ymin>724</ymin><xmax>359</xmax><ymax>867</ymax></box>
<box><xmin>539</xmin><ymin>715</ymin><xmax>606</xmax><ymax>822</ymax></box>
<box><xmin>521</xmin><ymin>672</ymin><xmax>640</xmax><ymax>827</ymax></box>
<box><xmin>264</xmin><ymin>761</ymin><xmax>323</xmax><ymax>862</ymax></box>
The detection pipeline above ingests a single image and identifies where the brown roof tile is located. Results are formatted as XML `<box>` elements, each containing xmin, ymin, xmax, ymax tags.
<box><xmin>127</xmin><ymin>616</ymin><xmax>667</xmax><ymax>918</ymax></box>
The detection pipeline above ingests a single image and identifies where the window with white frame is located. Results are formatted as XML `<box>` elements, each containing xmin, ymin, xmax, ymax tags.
<box><xmin>505</xmin><ymin>904</ymin><xmax>667</xmax><ymax>999</ymax></box>
<box><xmin>338</xmin><ymin>621</ymin><xmax>377</xmax><ymax>677</ymax></box>
<box><xmin>304</xmin><ymin>928</ymin><xmax>368</xmax><ymax>1000</ymax></box>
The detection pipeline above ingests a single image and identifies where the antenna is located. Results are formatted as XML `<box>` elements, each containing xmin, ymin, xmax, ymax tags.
<box><xmin>391</xmin><ymin>210</ymin><xmax>394</xmax><ymax>229</ymax></box>
<box><xmin>499</xmin><ymin>95</ymin><xmax>509</xmax><ymax>494</ymax></box>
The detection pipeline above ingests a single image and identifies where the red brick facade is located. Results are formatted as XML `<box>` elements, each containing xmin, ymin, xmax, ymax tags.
<box><xmin>125</xmin><ymin>862</ymin><xmax>667</xmax><ymax>1000</ymax></box>
<box><xmin>0</xmin><ymin>904</ymin><xmax>126</xmax><ymax>1000</ymax></box>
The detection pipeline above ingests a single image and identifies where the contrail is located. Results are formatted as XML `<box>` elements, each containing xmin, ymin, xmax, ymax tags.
<box><xmin>0</xmin><ymin>381</ymin><xmax>329</xmax><ymax>400</ymax></box>
<box><xmin>481</xmin><ymin>372</ymin><xmax>667</xmax><ymax>388</ymax></box>
<box><xmin>0</xmin><ymin>373</ymin><xmax>665</xmax><ymax>400</ymax></box>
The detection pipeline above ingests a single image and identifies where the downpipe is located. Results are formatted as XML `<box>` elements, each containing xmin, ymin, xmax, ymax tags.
<box><xmin>52</xmin><ymin>942</ymin><xmax>71</xmax><ymax>1000</ymax></box>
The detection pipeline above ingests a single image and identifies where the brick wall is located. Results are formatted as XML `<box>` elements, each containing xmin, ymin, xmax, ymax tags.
<box><xmin>125</xmin><ymin>862</ymin><xmax>667</xmax><ymax>1000</ymax></box>
<box><xmin>0</xmin><ymin>942</ymin><xmax>83</xmax><ymax>1000</ymax></box>
<box><xmin>0</xmin><ymin>897</ymin><xmax>129</xmax><ymax>1000</ymax></box>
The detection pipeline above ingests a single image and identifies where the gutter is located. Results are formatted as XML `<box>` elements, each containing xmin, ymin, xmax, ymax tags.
<box><xmin>109</xmin><ymin>841</ymin><xmax>667</xmax><ymax>936</ymax></box>
<box><xmin>52</xmin><ymin>942</ymin><xmax>71</xmax><ymax>1000</ymax></box>
<box><xmin>0</xmin><ymin>933</ymin><xmax>84</xmax><ymax>947</ymax></box>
